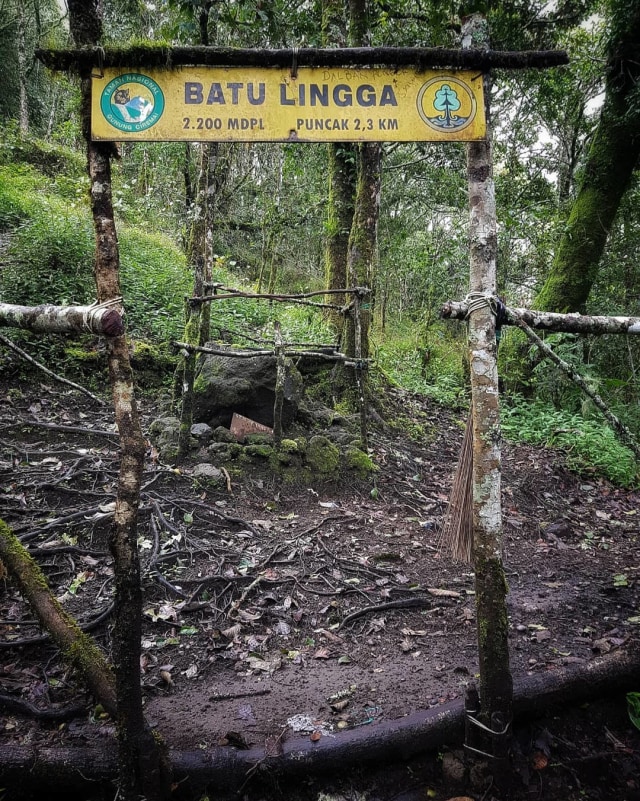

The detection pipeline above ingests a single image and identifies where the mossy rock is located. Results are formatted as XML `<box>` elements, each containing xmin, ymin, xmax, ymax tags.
<box><xmin>305</xmin><ymin>435</ymin><xmax>340</xmax><ymax>476</ymax></box>
<box><xmin>344</xmin><ymin>446</ymin><xmax>377</xmax><ymax>478</ymax></box>
<box><xmin>244</xmin><ymin>444</ymin><xmax>275</xmax><ymax>459</ymax></box>
<box><xmin>246</xmin><ymin>433</ymin><xmax>273</xmax><ymax>446</ymax></box>
<box><xmin>207</xmin><ymin>442</ymin><xmax>244</xmax><ymax>462</ymax></box>
<box><xmin>279</xmin><ymin>438</ymin><xmax>299</xmax><ymax>454</ymax></box>
<box><xmin>213</xmin><ymin>426</ymin><xmax>236</xmax><ymax>443</ymax></box>
<box><xmin>149</xmin><ymin>416</ymin><xmax>180</xmax><ymax>436</ymax></box>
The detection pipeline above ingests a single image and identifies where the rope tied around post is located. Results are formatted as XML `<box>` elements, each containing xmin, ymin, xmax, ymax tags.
<box><xmin>462</xmin><ymin>292</ymin><xmax>508</xmax><ymax>343</ymax></box>
<box><xmin>81</xmin><ymin>296</ymin><xmax>124</xmax><ymax>333</ymax></box>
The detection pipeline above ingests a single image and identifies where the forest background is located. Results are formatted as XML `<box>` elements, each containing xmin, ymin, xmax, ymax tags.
<box><xmin>1</xmin><ymin>0</ymin><xmax>640</xmax><ymax>487</ymax></box>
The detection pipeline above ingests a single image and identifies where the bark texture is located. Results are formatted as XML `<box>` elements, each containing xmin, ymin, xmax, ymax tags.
<box><xmin>463</xmin><ymin>13</ymin><xmax>513</xmax><ymax>749</ymax></box>
<box><xmin>322</xmin><ymin>0</ymin><xmax>356</xmax><ymax>328</ymax></box>
<box><xmin>37</xmin><ymin>45</ymin><xmax>569</xmax><ymax>72</ymax></box>
<box><xmin>534</xmin><ymin>0</ymin><xmax>640</xmax><ymax>313</ymax></box>
<box><xmin>70</xmin><ymin>1</ymin><xmax>170</xmax><ymax>798</ymax></box>
<box><xmin>442</xmin><ymin>301</ymin><xmax>640</xmax><ymax>336</ymax></box>
<box><xmin>0</xmin><ymin>519</ymin><xmax>116</xmax><ymax>717</ymax></box>
<box><xmin>0</xmin><ymin>302</ymin><xmax>124</xmax><ymax>336</ymax></box>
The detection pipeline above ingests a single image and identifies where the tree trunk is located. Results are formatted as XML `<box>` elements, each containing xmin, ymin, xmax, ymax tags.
<box><xmin>463</xmin><ymin>12</ymin><xmax>513</xmax><ymax>765</ymax></box>
<box><xmin>534</xmin><ymin>0</ymin><xmax>640</xmax><ymax>313</ymax></box>
<box><xmin>67</xmin><ymin>1</ymin><xmax>170</xmax><ymax>798</ymax></box>
<box><xmin>322</xmin><ymin>0</ymin><xmax>356</xmax><ymax>330</ymax></box>
<box><xmin>0</xmin><ymin>519</ymin><xmax>117</xmax><ymax>716</ymax></box>
<box><xmin>16</xmin><ymin>1</ymin><xmax>29</xmax><ymax>134</ymax></box>
<box><xmin>345</xmin><ymin>140</ymin><xmax>381</xmax><ymax>361</ymax></box>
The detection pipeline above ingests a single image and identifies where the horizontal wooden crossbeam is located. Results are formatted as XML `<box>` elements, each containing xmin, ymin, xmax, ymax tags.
<box><xmin>0</xmin><ymin>301</ymin><xmax>124</xmax><ymax>337</ymax></box>
<box><xmin>442</xmin><ymin>301</ymin><xmax>640</xmax><ymax>335</ymax></box>
<box><xmin>36</xmin><ymin>45</ymin><xmax>568</xmax><ymax>73</ymax></box>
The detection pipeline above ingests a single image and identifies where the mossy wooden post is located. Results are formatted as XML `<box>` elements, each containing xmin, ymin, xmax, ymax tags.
<box><xmin>177</xmin><ymin>298</ymin><xmax>203</xmax><ymax>462</ymax></box>
<box><xmin>0</xmin><ymin>518</ymin><xmax>117</xmax><ymax>716</ymax></box>
<box><xmin>322</xmin><ymin>0</ymin><xmax>356</xmax><ymax>332</ymax></box>
<box><xmin>353</xmin><ymin>289</ymin><xmax>369</xmax><ymax>450</ymax></box>
<box><xmin>67</xmin><ymin>1</ymin><xmax>170</xmax><ymax>798</ymax></box>
<box><xmin>463</xmin><ymin>12</ymin><xmax>513</xmax><ymax>768</ymax></box>
<box><xmin>273</xmin><ymin>320</ymin><xmax>286</xmax><ymax>447</ymax></box>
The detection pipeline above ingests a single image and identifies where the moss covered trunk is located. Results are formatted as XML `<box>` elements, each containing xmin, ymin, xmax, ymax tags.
<box><xmin>68</xmin><ymin>1</ymin><xmax>170</xmax><ymax>798</ymax></box>
<box><xmin>464</xmin><ymin>12</ymin><xmax>513</xmax><ymax>762</ymax></box>
<box><xmin>322</xmin><ymin>0</ymin><xmax>357</xmax><ymax>332</ymax></box>
<box><xmin>0</xmin><ymin>519</ymin><xmax>117</xmax><ymax>715</ymax></box>
<box><xmin>534</xmin><ymin>0</ymin><xmax>640</xmax><ymax>313</ymax></box>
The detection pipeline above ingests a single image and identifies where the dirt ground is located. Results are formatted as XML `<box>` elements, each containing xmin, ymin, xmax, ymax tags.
<box><xmin>0</xmin><ymin>375</ymin><xmax>639</xmax><ymax>800</ymax></box>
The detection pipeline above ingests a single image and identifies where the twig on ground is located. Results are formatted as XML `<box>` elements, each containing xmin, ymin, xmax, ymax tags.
<box><xmin>2</xmin><ymin>419</ymin><xmax>118</xmax><ymax>439</ymax></box>
<box><xmin>338</xmin><ymin>596</ymin><xmax>433</xmax><ymax>629</ymax></box>
<box><xmin>0</xmin><ymin>334</ymin><xmax>107</xmax><ymax>406</ymax></box>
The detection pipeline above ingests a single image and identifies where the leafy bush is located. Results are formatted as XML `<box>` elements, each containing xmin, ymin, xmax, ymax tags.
<box><xmin>374</xmin><ymin>321</ymin><xmax>466</xmax><ymax>407</ymax></box>
<box><xmin>501</xmin><ymin>396</ymin><xmax>638</xmax><ymax>487</ymax></box>
<box><xmin>0</xmin><ymin>163</ymin><xmax>193</xmax><ymax>347</ymax></box>
<box><xmin>1</xmin><ymin>200</ymin><xmax>95</xmax><ymax>306</ymax></box>
<box><xmin>119</xmin><ymin>229</ymin><xmax>191</xmax><ymax>342</ymax></box>
<box><xmin>0</xmin><ymin>164</ymin><xmax>49</xmax><ymax>230</ymax></box>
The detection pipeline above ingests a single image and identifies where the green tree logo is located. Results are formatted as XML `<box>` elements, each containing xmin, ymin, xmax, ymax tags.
<box><xmin>433</xmin><ymin>84</ymin><xmax>461</xmax><ymax>127</ymax></box>
<box><xmin>416</xmin><ymin>76</ymin><xmax>478</xmax><ymax>135</ymax></box>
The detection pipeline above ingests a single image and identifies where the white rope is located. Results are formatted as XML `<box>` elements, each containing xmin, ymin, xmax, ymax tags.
<box><xmin>463</xmin><ymin>291</ymin><xmax>498</xmax><ymax>318</ymax></box>
<box><xmin>82</xmin><ymin>296</ymin><xmax>124</xmax><ymax>332</ymax></box>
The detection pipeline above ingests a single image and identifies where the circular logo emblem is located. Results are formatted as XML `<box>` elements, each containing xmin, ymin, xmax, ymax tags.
<box><xmin>417</xmin><ymin>77</ymin><xmax>477</xmax><ymax>134</ymax></box>
<box><xmin>100</xmin><ymin>73</ymin><xmax>164</xmax><ymax>133</ymax></box>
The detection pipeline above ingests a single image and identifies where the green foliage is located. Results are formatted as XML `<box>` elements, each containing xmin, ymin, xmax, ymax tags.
<box><xmin>1</xmin><ymin>124</ymin><xmax>86</xmax><ymax>178</ymax></box>
<box><xmin>373</xmin><ymin>321</ymin><xmax>466</xmax><ymax>407</ymax></box>
<box><xmin>119</xmin><ymin>229</ymin><xmax>191</xmax><ymax>341</ymax></box>
<box><xmin>0</xmin><ymin>159</ymin><xmax>193</xmax><ymax>344</ymax></box>
<box><xmin>501</xmin><ymin>396</ymin><xmax>638</xmax><ymax>486</ymax></box>
<box><xmin>628</xmin><ymin>692</ymin><xmax>640</xmax><ymax>731</ymax></box>
<box><xmin>0</xmin><ymin>188</ymin><xmax>95</xmax><ymax>305</ymax></box>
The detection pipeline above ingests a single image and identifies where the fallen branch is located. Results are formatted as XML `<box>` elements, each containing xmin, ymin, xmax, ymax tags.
<box><xmin>1</xmin><ymin>419</ymin><xmax>118</xmax><ymax>438</ymax></box>
<box><xmin>0</xmin><ymin>518</ymin><xmax>117</xmax><ymax>716</ymax></box>
<box><xmin>0</xmin><ymin>693</ymin><xmax>88</xmax><ymax>721</ymax></box>
<box><xmin>511</xmin><ymin>311</ymin><xmax>640</xmax><ymax>461</ymax></box>
<box><xmin>0</xmin><ymin>335</ymin><xmax>107</xmax><ymax>406</ymax></box>
<box><xmin>338</xmin><ymin>596</ymin><xmax>433</xmax><ymax>629</ymax></box>
<box><xmin>441</xmin><ymin>300</ymin><xmax>640</xmax><ymax>336</ymax></box>
<box><xmin>0</xmin><ymin>300</ymin><xmax>124</xmax><ymax>336</ymax></box>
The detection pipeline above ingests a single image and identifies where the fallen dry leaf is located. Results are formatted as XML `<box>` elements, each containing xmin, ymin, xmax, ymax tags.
<box><xmin>531</xmin><ymin>750</ymin><xmax>549</xmax><ymax>770</ymax></box>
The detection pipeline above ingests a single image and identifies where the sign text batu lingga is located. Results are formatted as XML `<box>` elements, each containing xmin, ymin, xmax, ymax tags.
<box><xmin>92</xmin><ymin>66</ymin><xmax>486</xmax><ymax>143</ymax></box>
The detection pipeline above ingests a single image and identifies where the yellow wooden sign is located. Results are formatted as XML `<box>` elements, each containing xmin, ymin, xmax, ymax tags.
<box><xmin>92</xmin><ymin>67</ymin><xmax>485</xmax><ymax>143</ymax></box>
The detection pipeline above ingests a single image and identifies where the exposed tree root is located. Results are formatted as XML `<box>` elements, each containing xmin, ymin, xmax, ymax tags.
<box><xmin>1</xmin><ymin>643</ymin><xmax>637</xmax><ymax>797</ymax></box>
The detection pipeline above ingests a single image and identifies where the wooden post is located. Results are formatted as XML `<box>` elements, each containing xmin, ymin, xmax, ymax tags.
<box><xmin>273</xmin><ymin>320</ymin><xmax>285</xmax><ymax>446</ymax></box>
<box><xmin>177</xmin><ymin>298</ymin><xmax>203</xmax><ymax>462</ymax></box>
<box><xmin>68</xmin><ymin>2</ymin><xmax>171</xmax><ymax>797</ymax></box>
<box><xmin>353</xmin><ymin>290</ymin><xmax>369</xmax><ymax>450</ymax></box>
<box><xmin>463</xmin><ymin>12</ymin><xmax>513</xmax><ymax>763</ymax></box>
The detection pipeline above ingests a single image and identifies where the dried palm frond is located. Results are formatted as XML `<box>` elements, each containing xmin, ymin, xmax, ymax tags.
<box><xmin>438</xmin><ymin>416</ymin><xmax>473</xmax><ymax>563</ymax></box>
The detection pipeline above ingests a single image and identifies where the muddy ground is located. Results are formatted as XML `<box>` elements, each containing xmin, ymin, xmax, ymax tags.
<box><xmin>0</xmin><ymin>375</ymin><xmax>639</xmax><ymax>800</ymax></box>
